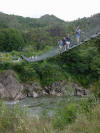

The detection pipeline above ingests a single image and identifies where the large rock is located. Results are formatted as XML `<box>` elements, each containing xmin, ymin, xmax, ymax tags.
<box><xmin>44</xmin><ymin>81</ymin><xmax>90</xmax><ymax>97</ymax></box>
<box><xmin>0</xmin><ymin>70</ymin><xmax>90</xmax><ymax>99</ymax></box>
<box><xmin>23</xmin><ymin>82</ymin><xmax>42</xmax><ymax>97</ymax></box>
<box><xmin>74</xmin><ymin>83</ymin><xmax>90</xmax><ymax>97</ymax></box>
<box><xmin>0</xmin><ymin>70</ymin><xmax>24</xmax><ymax>99</ymax></box>
<box><xmin>0</xmin><ymin>83</ymin><xmax>6</xmax><ymax>98</ymax></box>
<box><xmin>49</xmin><ymin>80</ymin><xmax>67</xmax><ymax>96</ymax></box>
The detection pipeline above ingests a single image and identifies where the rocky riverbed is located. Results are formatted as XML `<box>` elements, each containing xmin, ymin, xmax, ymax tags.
<box><xmin>0</xmin><ymin>70</ymin><xmax>90</xmax><ymax>100</ymax></box>
<box><xmin>4</xmin><ymin>96</ymin><xmax>83</xmax><ymax>117</ymax></box>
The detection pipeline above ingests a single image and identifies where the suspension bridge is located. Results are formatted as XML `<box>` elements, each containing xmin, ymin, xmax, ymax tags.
<box><xmin>21</xmin><ymin>31</ymin><xmax>100</xmax><ymax>62</ymax></box>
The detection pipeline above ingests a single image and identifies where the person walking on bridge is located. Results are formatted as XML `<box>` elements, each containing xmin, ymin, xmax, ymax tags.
<box><xmin>62</xmin><ymin>37</ymin><xmax>67</xmax><ymax>51</ymax></box>
<box><xmin>75</xmin><ymin>26</ymin><xmax>81</xmax><ymax>45</ymax></box>
<box><xmin>58</xmin><ymin>39</ymin><xmax>63</xmax><ymax>54</ymax></box>
<box><xmin>66</xmin><ymin>34</ymin><xmax>71</xmax><ymax>49</ymax></box>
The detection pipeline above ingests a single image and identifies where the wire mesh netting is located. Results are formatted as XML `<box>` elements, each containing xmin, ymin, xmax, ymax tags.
<box><xmin>22</xmin><ymin>24</ymin><xmax>100</xmax><ymax>62</ymax></box>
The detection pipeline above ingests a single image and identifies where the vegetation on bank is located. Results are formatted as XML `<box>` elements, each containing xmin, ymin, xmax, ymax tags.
<box><xmin>0</xmin><ymin>97</ymin><xmax>100</xmax><ymax>133</ymax></box>
<box><xmin>0</xmin><ymin>12</ymin><xmax>100</xmax><ymax>133</ymax></box>
<box><xmin>0</xmin><ymin>35</ymin><xmax>100</xmax><ymax>97</ymax></box>
<box><xmin>0</xmin><ymin>28</ymin><xmax>26</xmax><ymax>52</ymax></box>
<box><xmin>0</xmin><ymin>12</ymin><xmax>100</xmax><ymax>92</ymax></box>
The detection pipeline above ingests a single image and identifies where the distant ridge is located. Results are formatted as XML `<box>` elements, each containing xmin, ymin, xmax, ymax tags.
<box><xmin>0</xmin><ymin>12</ymin><xmax>65</xmax><ymax>29</ymax></box>
<box><xmin>0</xmin><ymin>11</ymin><xmax>100</xmax><ymax>31</ymax></box>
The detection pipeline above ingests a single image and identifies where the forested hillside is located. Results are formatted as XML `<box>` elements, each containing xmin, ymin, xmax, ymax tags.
<box><xmin>0</xmin><ymin>12</ymin><xmax>65</xmax><ymax>29</ymax></box>
<box><xmin>0</xmin><ymin>12</ymin><xmax>100</xmax><ymax>98</ymax></box>
<box><xmin>0</xmin><ymin>11</ymin><xmax>100</xmax><ymax>133</ymax></box>
<box><xmin>0</xmin><ymin>12</ymin><xmax>100</xmax><ymax>52</ymax></box>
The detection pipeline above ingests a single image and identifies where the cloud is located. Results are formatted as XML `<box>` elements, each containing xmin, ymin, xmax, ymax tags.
<box><xmin>0</xmin><ymin>0</ymin><xmax>100</xmax><ymax>21</ymax></box>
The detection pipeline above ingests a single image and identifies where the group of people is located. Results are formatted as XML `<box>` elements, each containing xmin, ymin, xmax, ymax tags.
<box><xmin>58</xmin><ymin>26</ymin><xmax>81</xmax><ymax>53</ymax></box>
<box><xmin>29</xmin><ymin>56</ymin><xmax>37</xmax><ymax>60</ymax></box>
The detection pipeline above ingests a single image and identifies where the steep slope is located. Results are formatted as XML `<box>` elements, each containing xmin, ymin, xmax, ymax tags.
<box><xmin>0</xmin><ymin>36</ymin><xmax>100</xmax><ymax>96</ymax></box>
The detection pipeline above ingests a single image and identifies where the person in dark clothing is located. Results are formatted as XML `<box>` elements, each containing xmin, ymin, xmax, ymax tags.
<box><xmin>62</xmin><ymin>37</ymin><xmax>67</xmax><ymax>51</ymax></box>
<box><xmin>66</xmin><ymin>34</ymin><xmax>71</xmax><ymax>49</ymax></box>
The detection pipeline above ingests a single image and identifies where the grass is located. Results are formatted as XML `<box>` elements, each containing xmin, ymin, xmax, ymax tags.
<box><xmin>0</xmin><ymin>98</ymin><xmax>100</xmax><ymax>133</ymax></box>
<box><xmin>65</xmin><ymin>104</ymin><xmax>100</xmax><ymax>133</ymax></box>
<box><xmin>0</xmin><ymin>100</ymin><xmax>54</xmax><ymax>133</ymax></box>
<box><xmin>0</xmin><ymin>45</ymin><xmax>53</xmax><ymax>64</ymax></box>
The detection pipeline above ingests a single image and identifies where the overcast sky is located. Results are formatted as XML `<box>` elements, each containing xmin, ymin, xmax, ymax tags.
<box><xmin>0</xmin><ymin>0</ymin><xmax>100</xmax><ymax>21</ymax></box>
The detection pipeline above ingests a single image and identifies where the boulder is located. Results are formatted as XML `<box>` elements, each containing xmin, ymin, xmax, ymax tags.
<box><xmin>0</xmin><ymin>70</ymin><xmax>24</xmax><ymax>99</ymax></box>
<box><xmin>0</xmin><ymin>83</ymin><xmax>6</xmax><ymax>98</ymax></box>
<box><xmin>0</xmin><ymin>70</ymin><xmax>90</xmax><ymax>99</ymax></box>
<box><xmin>44</xmin><ymin>81</ymin><xmax>90</xmax><ymax>97</ymax></box>
<box><xmin>23</xmin><ymin>82</ymin><xmax>42</xmax><ymax>97</ymax></box>
<box><xmin>74</xmin><ymin>84</ymin><xmax>90</xmax><ymax>97</ymax></box>
<box><xmin>33</xmin><ymin>91</ymin><xmax>39</xmax><ymax>98</ymax></box>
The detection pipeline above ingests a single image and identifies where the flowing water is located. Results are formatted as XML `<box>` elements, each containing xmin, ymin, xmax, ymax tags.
<box><xmin>4</xmin><ymin>96</ymin><xmax>79</xmax><ymax>117</ymax></box>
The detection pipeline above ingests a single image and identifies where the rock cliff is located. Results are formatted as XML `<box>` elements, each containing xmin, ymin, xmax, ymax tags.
<box><xmin>0</xmin><ymin>70</ymin><xmax>24</xmax><ymax>99</ymax></box>
<box><xmin>0</xmin><ymin>70</ymin><xmax>90</xmax><ymax>100</ymax></box>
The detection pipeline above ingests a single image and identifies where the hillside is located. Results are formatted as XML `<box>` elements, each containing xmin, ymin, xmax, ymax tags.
<box><xmin>0</xmin><ymin>12</ymin><xmax>100</xmax><ymax>33</ymax></box>
<box><xmin>0</xmin><ymin>35</ymin><xmax>100</xmax><ymax>98</ymax></box>
<box><xmin>0</xmin><ymin>12</ymin><xmax>100</xmax><ymax>52</ymax></box>
<box><xmin>0</xmin><ymin>12</ymin><xmax>100</xmax><ymax>98</ymax></box>
<box><xmin>0</xmin><ymin>11</ymin><xmax>100</xmax><ymax>133</ymax></box>
<box><xmin>0</xmin><ymin>12</ymin><xmax>65</xmax><ymax>30</ymax></box>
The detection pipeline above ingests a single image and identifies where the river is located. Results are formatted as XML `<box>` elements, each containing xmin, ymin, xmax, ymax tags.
<box><xmin>4</xmin><ymin>96</ymin><xmax>80</xmax><ymax>117</ymax></box>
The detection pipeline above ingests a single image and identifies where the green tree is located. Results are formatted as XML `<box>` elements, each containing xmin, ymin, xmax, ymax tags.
<box><xmin>0</xmin><ymin>28</ymin><xmax>25</xmax><ymax>52</ymax></box>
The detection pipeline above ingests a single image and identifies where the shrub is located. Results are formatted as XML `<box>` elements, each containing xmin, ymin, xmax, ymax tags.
<box><xmin>0</xmin><ymin>28</ymin><xmax>25</xmax><ymax>52</ymax></box>
<box><xmin>0</xmin><ymin>100</ymin><xmax>54</xmax><ymax>133</ymax></box>
<box><xmin>53</xmin><ymin>102</ymin><xmax>77</xmax><ymax>129</ymax></box>
<box><xmin>66</xmin><ymin>104</ymin><xmax>100</xmax><ymax>133</ymax></box>
<box><xmin>91</xmin><ymin>81</ymin><xmax>100</xmax><ymax>98</ymax></box>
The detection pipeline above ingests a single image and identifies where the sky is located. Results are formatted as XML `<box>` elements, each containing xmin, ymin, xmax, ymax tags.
<box><xmin>0</xmin><ymin>0</ymin><xmax>100</xmax><ymax>21</ymax></box>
